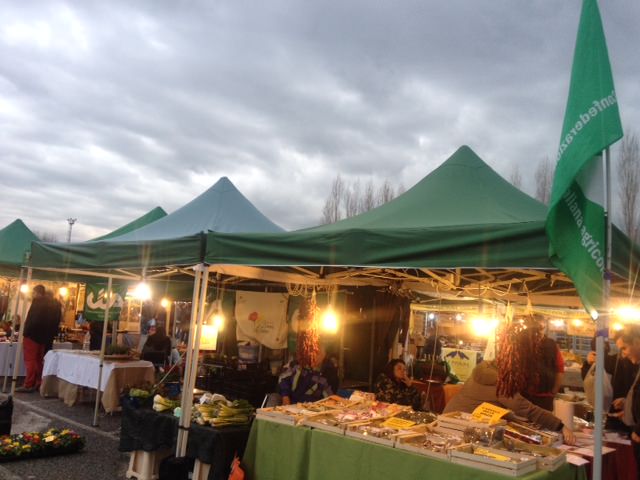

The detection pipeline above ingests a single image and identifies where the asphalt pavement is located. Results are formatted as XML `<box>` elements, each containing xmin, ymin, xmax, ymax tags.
<box><xmin>0</xmin><ymin>389</ymin><xmax>130</xmax><ymax>480</ymax></box>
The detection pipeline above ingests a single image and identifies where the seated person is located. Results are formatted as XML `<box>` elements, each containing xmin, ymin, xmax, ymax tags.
<box><xmin>417</xmin><ymin>336</ymin><xmax>457</xmax><ymax>413</ymax></box>
<box><xmin>321</xmin><ymin>347</ymin><xmax>339</xmax><ymax>394</ymax></box>
<box><xmin>142</xmin><ymin>326</ymin><xmax>172</xmax><ymax>364</ymax></box>
<box><xmin>374</xmin><ymin>359</ymin><xmax>422</xmax><ymax>410</ymax></box>
<box><xmin>444</xmin><ymin>361</ymin><xmax>575</xmax><ymax>444</ymax></box>
<box><xmin>278</xmin><ymin>346</ymin><xmax>333</xmax><ymax>405</ymax></box>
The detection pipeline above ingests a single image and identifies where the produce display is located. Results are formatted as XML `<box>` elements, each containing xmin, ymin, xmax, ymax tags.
<box><xmin>193</xmin><ymin>398</ymin><xmax>255</xmax><ymax>427</ymax></box>
<box><xmin>397</xmin><ymin>430</ymin><xmax>463</xmax><ymax>459</ymax></box>
<box><xmin>257</xmin><ymin>396</ymin><xmax>568</xmax><ymax>478</ymax></box>
<box><xmin>106</xmin><ymin>344</ymin><xmax>130</xmax><ymax>355</ymax></box>
<box><xmin>504</xmin><ymin>421</ymin><xmax>561</xmax><ymax>446</ymax></box>
<box><xmin>152</xmin><ymin>395</ymin><xmax>181</xmax><ymax>412</ymax></box>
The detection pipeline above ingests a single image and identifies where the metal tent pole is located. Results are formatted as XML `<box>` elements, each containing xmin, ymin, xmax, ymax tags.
<box><xmin>11</xmin><ymin>267</ymin><xmax>32</xmax><ymax>396</ymax></box>
<box><xmin>593</xmin><ymin>148</ymin><xmax>613</xmax><ymax>480</ymax></box>
<box><xmin>3</xmin><ymin>268</ymin><xmax>24</xmax><ymax>392</ymax></box>
<box><xmin>93</xmin><ymin>277</ymin><xmax>113</xmax><ymax>427</ymax></box>
<box><xmin>178</xmin><ymin>265</ymin><xmax>209</xmax><ymax>457</ymax></box>
<box><xmin>8</xmin><ymin>268</ymin><xmax>24</xmax><ymax>324</ymax></box>
<box><xmin>175</xmin><ymin>264</ymin><xmax>204</xmax><ymax>456</ymax></box>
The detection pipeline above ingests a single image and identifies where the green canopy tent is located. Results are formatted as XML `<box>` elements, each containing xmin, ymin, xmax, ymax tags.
<box><xmin>0</xmin><ymin>219</ymin><xmax>39</xmax><ymax>278</ymax></box>
<box><xmin>32</xmin><ymin>177</ymin><xmax>283</xmax><ymax>271</ymax></box>
<box><xmin>0</xmin><ymin>219</ymin><xmax>39</xmax><ymax>331</ymax></box>
<box><xmin>91</xmin><ymin>206</ymin><xmax>167</xmax><ymax>241</ymax></box>
<box><xmin>29</xmin><ymin>177</ymin><xmax>284</xmax><ymax>434</ymax></box>
<box><xmin>202</xmin><ymin>146</ymin><xmax>640</xmax><ymax>308</ymax></box>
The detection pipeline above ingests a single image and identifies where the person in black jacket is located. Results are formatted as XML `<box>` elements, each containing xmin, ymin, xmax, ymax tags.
<box><xmin>141</xmin><ymin>326</ymin><xmax>172</xmax><ymax>365</ymax></box>
<box><xmin>17</xmin><ymin>285</ymin><xmax>61</xmax><ymax>392</ymax></box>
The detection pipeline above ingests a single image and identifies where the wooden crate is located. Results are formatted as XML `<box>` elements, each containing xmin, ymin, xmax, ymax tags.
<box><xmin>450</xmin><ymin>444</ymin><xmax>538</xmax><ymax>477</ymax></box>
<box><xmin>395</xmin><ymin>433</ymin><xmax>451</xmax><ymax>461</ymax></box>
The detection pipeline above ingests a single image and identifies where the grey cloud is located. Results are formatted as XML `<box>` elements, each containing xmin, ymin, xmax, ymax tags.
<box><xmin>0</xmin><ymin>0</ymin><xmax>638</xmax><ymax>238</ymax></box>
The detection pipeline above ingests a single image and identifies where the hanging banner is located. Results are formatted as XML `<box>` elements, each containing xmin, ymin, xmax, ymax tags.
<box><xmin>442</xmin><ymin>348</ymin><xmax>479</xmax><ymax>382</ymax></box>
<box><xmin>236</xmin><ymin>291</ymin><xmax>288</xmax><ymax>349</ymax></box>
<box><xmin>84</xmin><ymin>283</ymin><xmax>127</xmax><ymax>322</ymax></box>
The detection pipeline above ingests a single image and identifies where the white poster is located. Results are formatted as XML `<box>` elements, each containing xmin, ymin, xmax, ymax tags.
<box><xmin>442</xmin><ymin>348</ymin><xmax>479</xmax><ymax>382</ymax></box>
<box><xmin>236</xmin><ymin>291</ymin><xmax>288</xmax><ymax>349</ymax></box>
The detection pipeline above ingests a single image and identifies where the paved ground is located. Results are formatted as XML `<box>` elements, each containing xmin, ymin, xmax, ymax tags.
<box><xmin>0</xmin><ymin>389</ymin><xmax>130</xmax><ymax>480</ymax></box>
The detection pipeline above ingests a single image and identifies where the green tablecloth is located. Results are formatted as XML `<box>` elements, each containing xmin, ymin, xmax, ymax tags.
<box><xmin>243</xmin><ymin>419</ymin><xmax>312</xmax><ymax>480</ymax></box>
<box><xmin>243</xmin><ymin>419</ymin><xmax>588</xmax><ymax>480</ymax></box>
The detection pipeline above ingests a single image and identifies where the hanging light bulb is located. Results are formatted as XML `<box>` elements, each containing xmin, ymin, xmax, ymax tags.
<box><xmin>133</xmin><ymin>282</ymin><xmax>152</xmax><ymax>301</ymax></box>
<box><xmin>212</xmin><ymin>312</ymin><xmax>225</xmax><ymax>331</ymax></box>
<box><xmin>160</xmin><ymin>297</ymin><xmax>170</xmax><ymax>308</ymax></box>
<box><xmin>58</xmin><ymin>287</ymin><xmax>69</xmax><ymax>298</ymax></box>
<box><xmin>321</xmin><ymin>308</ymin><xmax>339</xmax><ymax>334</ymax></box>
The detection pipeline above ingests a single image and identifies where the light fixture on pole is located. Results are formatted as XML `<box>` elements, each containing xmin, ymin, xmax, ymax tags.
<box><xmin>66</xmin><ymin>218</ymin><xmax>77</xmax><ymax>243</ymax></box>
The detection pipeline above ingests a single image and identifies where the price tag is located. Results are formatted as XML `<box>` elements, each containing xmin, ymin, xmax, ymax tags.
<box><xmin>471</xmin><ymin>402</ymin><xmax>510</xmax><ymax>425</ymax></box>
<box><xmin>381</xmin><ymin>417</ymin><xmax>416</xmax><ymax>429</ymax></box>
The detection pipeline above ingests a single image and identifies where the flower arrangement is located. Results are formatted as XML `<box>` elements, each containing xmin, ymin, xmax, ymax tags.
<box><xmin>0</xmin><ymin>429</ymin><xmax>85</xmax><ymax>462</ymax></box>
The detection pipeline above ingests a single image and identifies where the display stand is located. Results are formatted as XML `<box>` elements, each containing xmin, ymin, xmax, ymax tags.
<box><xmin>126</xmin><ymin>448</ymin><xmax>172</xmax><ymax>480</ymax></box>
<box><xmin>192</xmin><ymin>459</ymin><xmax>211</xmax><ymax>480</ymax></box>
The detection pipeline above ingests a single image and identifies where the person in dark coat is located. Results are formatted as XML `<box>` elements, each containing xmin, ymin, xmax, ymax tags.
<box><xmin>374</xmin><ymin>359</ymin><xmax>422</xmax><ymax>410</ymax></box>
<box><xmin>18</xmin><ymin>285</ymin><xmax>61</xmax><ymax>392</ymax></box>
<box><xmin>142</xmin><ymin>326</ymin><xmax>172</xmax><ymax>365</ymax></box>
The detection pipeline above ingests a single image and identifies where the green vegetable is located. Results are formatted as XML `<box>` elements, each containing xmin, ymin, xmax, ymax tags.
<box><xmin>129</xmin><ymin>388</ymin><xmax>152</xmax><ymax>398</ymax></box>
<box><xmin>153</xmin><ymin>395</ymin><xmax>181</xmax><ymax>412</ymax></box>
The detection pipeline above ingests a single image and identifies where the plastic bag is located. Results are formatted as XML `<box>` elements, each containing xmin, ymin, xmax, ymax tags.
<box><xmin>229</xmin><ymin>454</ymin><xmax>245</xmax><ymax>480</ymax></box>
<box><xmin>583</xmin><ymin>363</ymin><xmax>613</xmax><ymax>412</ymax></box>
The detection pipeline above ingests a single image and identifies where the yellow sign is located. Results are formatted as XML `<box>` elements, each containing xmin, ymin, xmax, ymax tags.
<box><xmin>471</xmin><ymin>402</ymin><xmax>510</xmax><ymax>425</ymax></box>
<box><xmin>381</xmin><ymin>417</ymin><xmax>416</xmax><ymax>430</ymax></box>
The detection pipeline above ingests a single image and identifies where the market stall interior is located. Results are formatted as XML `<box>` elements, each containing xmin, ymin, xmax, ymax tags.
<box><xmin>23</xmin><ymin>147</ymin><xmax>640</xmax><ymax>479</ymax></box>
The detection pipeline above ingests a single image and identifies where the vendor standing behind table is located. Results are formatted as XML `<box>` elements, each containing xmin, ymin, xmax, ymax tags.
<box><xmin>142</xmin><ymin>326</ymin><xmax>172</xmax><ymax>366</ymax></box>
<box><xmin>444</xmin><ymin>361</ymin><xmax>576</xmax><ymax>445</ymax></box>
<box><xmin>374</xmin><ymin>359</ymin><xmax>422</xmax><ymax>410</ymax></box>
<box><xmin>278</xmin><ymin>344</ymin><xmax>333</xmax><ymax>405</ymax></box>
<box><xmin>523</xmin><ymin>335</ymin><xmax>564</xmax><ymax>411</ymax></box>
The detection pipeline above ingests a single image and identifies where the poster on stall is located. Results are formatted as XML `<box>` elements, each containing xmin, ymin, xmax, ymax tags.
<box><xmin>236</xmin><ymin>291</ymin><xmax>288</xmax><ymax>349</ymax></box>
<box><xmin>442</xmin><ymin>348</ymin><xmax>478</xmax><ymax>382</ymax></box>
<box><xmin>84</xmin><ymin>283</ymin><xmax>126</xmax><ymax>322</ymax></box>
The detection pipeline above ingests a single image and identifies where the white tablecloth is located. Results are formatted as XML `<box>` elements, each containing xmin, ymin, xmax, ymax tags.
<box><xmin>0</xmin><ymin>342</ymin><xmax>25</xmax><ymax>376</ymax></box>
<box><xmin>42</xmin><ymin>350</ymin><xmax>153</xmax><ymax>392</ymax></box>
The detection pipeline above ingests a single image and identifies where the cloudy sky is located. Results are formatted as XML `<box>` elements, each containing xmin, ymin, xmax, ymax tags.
<box><xmin>1</xmin><ymin>1</ymin><xmax>638</xmax><ymax>241</ymax></box>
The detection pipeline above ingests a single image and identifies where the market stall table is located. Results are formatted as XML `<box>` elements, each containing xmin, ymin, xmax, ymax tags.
<box><xmin>0</xmin><ymin>342</ymin><xmax>25</xmax><ymax>376</ymax></box>
<box><xmin>40</xmin><ymin>350</ymin><xmax>154</xmax><ymax>412</ymax></box>
<box><xmin>243</xmin><ymin>418</ymin><xmax>589</xmax><ymax>480</ymax></box>
<box><xmin>119</xmin><ymin>399</ymin><xmax>251</xmax><ymax>480</ymax></box>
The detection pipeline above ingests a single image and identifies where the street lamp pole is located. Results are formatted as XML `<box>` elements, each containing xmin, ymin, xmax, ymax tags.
<box><xmin>66</xmin><ymin>218</ymin><xmax>77</xmax><ymax>243</ymax></box>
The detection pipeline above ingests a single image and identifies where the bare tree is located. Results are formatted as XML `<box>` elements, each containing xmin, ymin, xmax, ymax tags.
<box><xmin>322</xmin><ymin>176</ymin><xmax>400</xmax><ymax>223</ymax></box>
<box><xmin>618</xmin><ymin>133</ymin><xmax>640</xmax><ymax>240</ymax></box>
<box><xmin>396</xmin><ymin>183</ymin><xmax>406</xmax><ymax>196</ymax></box>
<box><xmin>344</xmin><ymin>180</ymin><xmax>361</xmax><ymax>218</ymax></box>
<box><xmin>362</xmin><ymin>180</ymin><xmax>376</xmax><ymax>212</ymax></box>
<box><xmin>321</xmin><ymin>175</ymin><xmax>345</xmax><ymax>224</ymax></box>
<box><xmin>534</xmin><ymin>157</ymin><xmax>554</xmax><ymax>205</ymax></box>
<box><xmin>377</xmin><ymin>180</ymin><xmax>394</xmax><ymax>206</ymax></box>
<box><xmin>33</xmin><ymin>230</ymin><xmax>60</xmax><ymax>242</ymax></box>
<box><xmin>509</xmin><ymin>164</ymin><xmax>523</xmax><ymax>189</ymax></box>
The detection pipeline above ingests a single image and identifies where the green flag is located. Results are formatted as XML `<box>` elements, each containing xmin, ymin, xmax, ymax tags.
<box><xmin>546</xmin><ymin>0</ymin><xmax>622</xmax><ymax>315</ymax></box>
